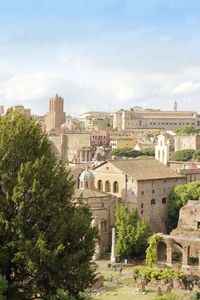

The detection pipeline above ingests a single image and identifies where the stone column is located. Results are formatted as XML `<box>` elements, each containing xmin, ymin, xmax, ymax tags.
<box><xmin>166</xmin><ymin>244</ymin><xmax>172</xmax><ymax>266</ymax></box>
<box><xmin>110</xmin><ymin>227</ymin><xmax>116</xmax><ymax>263</ymax></box>
<box><xmin>92</xmin><ymin>217</ymin><xmax>98</xmax><ymax>260</ymax></box>
<box><xmin>182</xmin><ymin>246</ymin><xmax>189</xmax><ymax>267</ymax></box>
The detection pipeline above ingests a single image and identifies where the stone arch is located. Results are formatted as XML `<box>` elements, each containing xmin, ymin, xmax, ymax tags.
<box><xmin>157</xmin><ymin>241</ymin><xmax>167</xmax><ymax>262</ymax></box>
<box><xmin>113</xmin><ymin>181</ymin><xmax>119</xmax><ymax>193</ymax></box>
<box><xmin>105</xmin><ymin>180</ymin><xmax>111</xmax><ymax>192</ymax></box>
<box><xmin>172</xmin><ymin>242</ymin><xmax>183</xmax><ymax>263</ymax></box>
<box><xmin>97</xmin><ymin>180</ymin><xmax>103</xmax><ymax>191</ymax></box>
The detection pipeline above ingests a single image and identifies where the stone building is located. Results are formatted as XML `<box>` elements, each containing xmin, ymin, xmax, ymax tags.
<box><xmin>114</xmin><ymin>104</ymin><xmax>200</xmax><ymax>131</ymax></box>
<box><xmin>110</xmin><ymin>138</ymin><xmax>137</xmax><ymax>150</ymax></box>
<box><xmin>93</xmin><ymin>145</ymin><xmax>112</xmax><ymax>162</ymax></box>
<box><xmin>174</xmin><ymin>134</ymin><xmax>200</xmax><ymax>151</ymax></box>
<box><xmin>156</xmin><ymin>200</ymin><xmax>200</xmax><ymax>275</ymax></box>
<box><xmin>49</xmin><ymin>133</ymin><xmax>92</xmax><ymax>164</ymax></box>
<box><xmin>11</xmin><ymin>105</ymin><xmax>31</xmax><ymax>117</ymax></box>
<box><xmin>92</xmin><ymin>159</ymin><xmax>186</xmax><ymax>233</ymax></box>
<box><xmin>46</xmin><ymin>94</ymin><xmax>66</xmax><ymax>132</ymax></box>
<box><xmin>73</xmin><ymin>169</ymin><xmax>116</xmax><ymax>259</ymax></box>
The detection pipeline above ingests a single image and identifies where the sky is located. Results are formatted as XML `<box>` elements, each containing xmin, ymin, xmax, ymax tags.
<box><xmin>1</xmin><ymin>0</ymin><xmax>200</xmax><ymax>116</ymax></box>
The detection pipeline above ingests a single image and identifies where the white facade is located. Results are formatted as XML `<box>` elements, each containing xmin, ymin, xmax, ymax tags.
<box><xmin>155</xmin><ymin>134</ymin><xmax>170</xmax><ymax>165</ymax></box>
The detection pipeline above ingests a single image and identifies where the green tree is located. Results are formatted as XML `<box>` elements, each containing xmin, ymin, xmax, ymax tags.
<box><xmin>192</xmin><ymin>150</ymin><xmax>200</xmax><ymax>161</ymax></box>
<box><xmin>175</xmin><ymin>125</ymin><xmax>196</xmax><ymax>135</ymax></box>
<box><xmin>103</xmin><ymin>116</ymin><xmax>111</xmax><ymax>127</ymax></box>
<box><xmin>168</xmin><ymin>181</ymin><xmax>200</xmax><ymax>228</ymax></box>
<box><xmin>146</xmin><ymin>235</ymin><xmax>161</xmax><ymax>267</ymax></box>
<box><xmin>115</xmin><ymin>201</ymin><xmax>150</xmax><ymax>260</ymax></box>
<box><xmin>0</xmin><ymin>112</ymin><xmax>97</xmax><ymax>299</ymax></box>
<box><xmin>171</xmin><ymin>149</ymin><xmax>195</xmax><ymax>161</ymax></box>
<box><xmin>110</xmin><ymin>147</ymin><xmax>155</xmax><ymax>158</ymax></box>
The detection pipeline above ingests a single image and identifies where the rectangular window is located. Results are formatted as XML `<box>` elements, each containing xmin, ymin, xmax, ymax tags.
<box><xmin>151</xmin><ymin>199</ymin><xmax>156</xmax><ymax>205</ymax></box>
<box><xmin>197</xmin><ymin>222</ymin><xmax>200</xmax><ymax>229</ymax></box>
<box><xmin>141</xmin><ymin>210</ymin><xmax>144</xmax><ymax>215</ymax></box>
<box><xmin>141</xmin><ymin>191</ymin><xmax>144</xmax><ymax>195</ymax></box>
<box><xmin>152</xmin><ymin>190</ymin><xmax>155</xmax><ymax>194</ymax></box>
<box><xmin>162</xmin><ymin>198</ymin><xmax>167</xmax><ymax>204</ymax></box>
<box><xmin>141</xmin><ymin>203</ymin><xmax>144</xmax><ymax>208</ymax></box>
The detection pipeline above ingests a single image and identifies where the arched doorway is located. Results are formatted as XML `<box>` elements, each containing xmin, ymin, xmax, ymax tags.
<box><xmin>157</xmin><ymin>241</ymin><xmax>167</xmax><ymax>262</ymax></box>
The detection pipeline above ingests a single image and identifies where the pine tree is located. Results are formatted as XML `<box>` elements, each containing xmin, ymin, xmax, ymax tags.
<box><xmin>0</xmin><ymin>112</ymin><xmax>97</xmax><ymax>299</ymax></box>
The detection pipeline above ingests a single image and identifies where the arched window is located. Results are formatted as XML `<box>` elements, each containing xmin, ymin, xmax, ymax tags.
<box><xmin>113</xmin><ymin>181</ymin><xmax>119</xmax><ymax>193</ymax></box>
<box><xmin>97</xmin><ymin>180</ymin><xmax>103</xmax><ymax>191</ymax></box>
<box><xmin>105</xmin><ymin>180</ymin><xmax>111</xmax><ymax>192</ymax></box>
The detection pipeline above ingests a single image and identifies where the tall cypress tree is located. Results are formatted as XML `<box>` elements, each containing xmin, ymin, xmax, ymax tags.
<box><xmin>0</xmin><ymin>112</ymin><xmax>97</xmax><ymax>299</ymax></box>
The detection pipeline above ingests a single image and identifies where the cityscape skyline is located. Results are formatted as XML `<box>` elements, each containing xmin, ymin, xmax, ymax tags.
<box><xmin>1</xmin><ymin>0</ymin><xmax>200</xmax><ymax>116</ymax></box>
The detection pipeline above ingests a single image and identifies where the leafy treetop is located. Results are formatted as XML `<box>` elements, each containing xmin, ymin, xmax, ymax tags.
<box><xmin>168</xmin><ymin>181</ymin><xmax>200</xmax><ymax>229</ymax></box>
<box><xmin>115</xmin><ymin>201</ymin><xmax>150</xmax><ymax>260</ymax></box>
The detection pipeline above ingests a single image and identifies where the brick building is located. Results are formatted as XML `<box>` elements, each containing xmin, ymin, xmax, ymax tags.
<box><xmin>46</xmin><ymin>94</ymin><xmax>66</xmax><ymax>132</ymax></box>
<box><xmin>91</xmin><ymin>129</ymin><xmax>110</xmax><ymax>152</ymax></box>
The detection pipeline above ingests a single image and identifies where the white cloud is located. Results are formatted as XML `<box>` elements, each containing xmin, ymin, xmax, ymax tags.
<box><xmin>171</xmin><ymin>81</ymin><xmax>200</xmax><ymax>94</ymax></box>
<box><xmin>0</xmin><ymin>72</ymin><xmax>61</xmax><ymax>102</ymax></box>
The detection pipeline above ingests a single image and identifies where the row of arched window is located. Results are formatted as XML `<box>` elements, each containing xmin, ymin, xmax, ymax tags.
<box><xmin>97</xmin><ymin>180</ymin><xmax>119</xmax><ymax>193</ymax></box>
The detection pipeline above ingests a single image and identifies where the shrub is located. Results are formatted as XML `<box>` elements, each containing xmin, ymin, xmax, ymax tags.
<box><xmin>133</xmin><ymin>266</ymin><xmax>185</xmax><ymax>281</ymax></box>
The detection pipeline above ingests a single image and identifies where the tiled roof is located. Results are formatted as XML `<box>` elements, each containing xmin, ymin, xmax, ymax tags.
<box><xmin>108</xmin><ymin>159</ymin><xmax>185</xmax><ymax>180</ymax></box>
<box><xmin>73</xmin><ymin>189</ymin><xmax>108</xmax><ymax>199</ymax></box>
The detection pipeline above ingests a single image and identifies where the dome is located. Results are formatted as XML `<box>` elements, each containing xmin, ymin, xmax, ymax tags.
<box><xmin>80</xmin><ymin>169</ymin><xmax>94</xmax><ymax>180</ymax></box>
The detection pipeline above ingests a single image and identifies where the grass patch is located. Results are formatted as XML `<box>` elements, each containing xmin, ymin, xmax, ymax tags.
<box><xmin>93</xmin><ymin>285</ymin><xmax>156</xmax><ymax>300</ymax></box>
<box><xmin>120</xmin><ymin>277</ymin><xmax>133</xmax><ymax>284</ymax></box>
<box><xmin>101</xmin><ymin>273</ymin><xmax>120</xmax><ymax>281</ymax></box>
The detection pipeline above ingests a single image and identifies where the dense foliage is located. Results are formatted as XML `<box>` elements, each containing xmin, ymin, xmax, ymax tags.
<box><xmin>175</xmin><ymin>125</ymin><xmax>196</xmax><ymax>135</ymax></box>
<box><xmin>170</xmin><ymin>149</ymin><xmax>200</xmax><ymax>161</ymax></box>
<box><xmin>133</xmin><ymin>266</ymin><xmax>185</xmax><ymax>280</ymax></box>
<box><xmin>146</xmin><ymin>235</ymin><xmax>161</xmax><ymax>267</ymax></box>
<box><xmin>110</xmin><ymin>147</ymin><xmax>155</xmax><ymax>158</ymax></box>
<box><xmin>115</xmin><ymin>201</ymin><xmax>150</xmax><ymax>260</ymax></box>
<box><xmin>0</xmin><ymin>275</ymin><xmax>8</xmax><ymax>300</ymax></box>
<box><xmin>0</xmin><ymin>112</ymin><xmax>97</xmax><ymax>299</ymax></box>
<box><xmin>168</xmin><ymin>181</ymin><xmax>200</xmax><ymax>228</ymax></box>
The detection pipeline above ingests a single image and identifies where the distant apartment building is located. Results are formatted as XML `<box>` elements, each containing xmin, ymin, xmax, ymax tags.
<box><xmin>91</xmin><ymin>129</ymin><xmax>110</xmax><ymax>151</ymax></box>
<box><xmin>77</xmin><ymin>111</ymin><xmax>113</xmax><ymax>130</ymax></box>
<box><xmin>110</xmin><ymin>138</ymin><xmax>136</xmax><ymax>150</ymax></box>
<box><xmin>46</xmin><ymin>94</ymin><xmax>66</xmax><ymax>132</ymax></box>
<box><xmin>114</xmin><ymin>102</ymin><xmax>200</xmax><ymax>131</ymax></box>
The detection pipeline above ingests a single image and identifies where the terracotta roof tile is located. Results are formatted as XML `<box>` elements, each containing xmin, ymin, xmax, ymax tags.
<box><xmin>109</xmin><ymin>159</ymin><xmax>185</xmax><ymax>180</ymax></box>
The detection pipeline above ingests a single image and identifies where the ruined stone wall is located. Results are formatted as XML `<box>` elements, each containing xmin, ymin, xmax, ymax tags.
<box><xmin>66</xmin><ymin>134</ymin><xmax>91</xmax><ymax>162</ymax></box>
<box><xmin>174</xmin><ymin>135</ymin><xmax>200</xmax><ymax>151</ymax></box>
